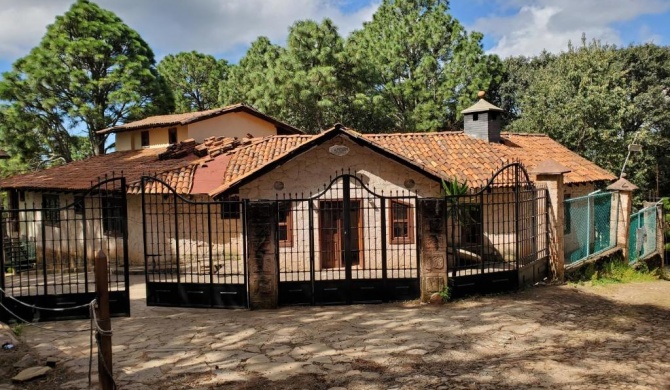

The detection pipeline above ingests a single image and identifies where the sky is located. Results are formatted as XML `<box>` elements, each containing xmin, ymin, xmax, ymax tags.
<box><xmin>0</xmin><ymin>0</ymin><xmax>669</xmax><ymax>73</ymax></box>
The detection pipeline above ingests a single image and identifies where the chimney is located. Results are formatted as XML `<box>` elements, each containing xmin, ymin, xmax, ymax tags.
<box><xmin>461</xmin><ymin>91</ymin><xmax>503</xmax><ymax>143</ymax></box>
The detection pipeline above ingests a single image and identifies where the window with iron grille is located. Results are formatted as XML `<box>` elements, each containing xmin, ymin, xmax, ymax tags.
<box><xmin>461</xmin><ymin>204</ymin><xmax>483</xmax><ymax>244</ymax></box>
<box><xmin>102</xmin><ymin>197</ymin><xmax>124</xmax><ymax>236</ymax></box>
<box><xmin>42</xmin><ymin>194</ymin><xmax>60</xmax><ymax>225</ymax></box>
<box><xmin>390</xmin><ymin>200</ymin><xmax>414</xmax><ymax>244</ymax></box>
<box><xmin>73</xmin><ymin>196</ymin><xmax>85</xmax><ymax>215</ymax></box>
<box><xmin>278</xmin><ymin>201</ymin><xmax>292</xmax><ymax>247</ymax></box>
<box><xmin>8</xmin><ymin>189</ymin><xmax>19</xmax><ymax>232</ymax></box>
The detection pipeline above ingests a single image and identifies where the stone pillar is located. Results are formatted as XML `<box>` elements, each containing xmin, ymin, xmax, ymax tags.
<box><xmin>607</xmin><ymin>178</ymin><xmax>638</xmax><ymax>261</ymax></box>
<box><xmin>418</xmin><ymin>198</ymin><xmax>447</xmax><ymax>302</ymax></box>
<box><xmin>245</xmin><ymin>201</ymin><xmax>278</xmax><ymax>309</ymax></box>
<box><xmin>533</xmin><ymin>160</ymin><xmax>571</xmax><ymax>281</ymax></box>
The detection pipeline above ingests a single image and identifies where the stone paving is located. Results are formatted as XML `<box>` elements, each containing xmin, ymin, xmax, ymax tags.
<box><xmin>12</xmin><ymin>277</ymin><xmax>670</xmax><ymax>389</ymax></box>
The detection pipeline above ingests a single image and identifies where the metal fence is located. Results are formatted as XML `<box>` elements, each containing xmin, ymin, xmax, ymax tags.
<box><xmin>628</xmin><ymin>206</ymin><xmax>658</xmax><ymax>264</ymax></box>
<box><xmin>564</xmin><ymin>191</ymin><xmax>618</xmax><ymax>266</ymax></box>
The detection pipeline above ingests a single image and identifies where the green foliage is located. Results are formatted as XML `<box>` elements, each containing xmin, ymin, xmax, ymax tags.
<box><xmin>442</xmin><ymin>176</ymin><xmax>469</xmax><ymax>196</ymax></box>
<box><xmin>11</xmin><ymin>323</ymin><xmax>24</xmax><ymax>336</ymax></box>
<box><xmin>0</xmin><ymin>0</ymin><xmax>173</xmax><ymax>162</ymax></box>
<box><xmin>568</xmin><ymin>257</ymin><xmax>657</xmax><ymax>286</ymax></box>
<box><xmin>500</xmin><ymin>37</ymin><xmax>670</xmax><ymax>197</ymax></box>
<box><xmin>438</xmin><ymin>285</ymin><xmax>450</xmax><ymax>302</ymax></box>
<box><xmin>346</xmin><ymin>0</ymin><xmax>502</xmax><ymax>132</ymax></box>
<box><xmin>158</xmin><ymin>51</ymin><xmax>228</xmax><ymax>113</ymax></box>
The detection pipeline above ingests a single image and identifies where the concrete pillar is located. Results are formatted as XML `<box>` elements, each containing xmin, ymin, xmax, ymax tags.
<box><xmin>607</xmin><ymin>178</ymin><xmax>638</xmax><ymax>261</ymax></box>
<box><xmin>245</xmin><ymin>201</ymin><xmax>278</xmax><ymax>309</ymax></box>
<box><xmin>418</xmin><ymin>198</ymin><xmax>447</xmax><ymax>301</ymax></box>
<box><xmin>533</xmin><ymin>160</ymin><xmax>571</xmax><ymax>281</ymax></box>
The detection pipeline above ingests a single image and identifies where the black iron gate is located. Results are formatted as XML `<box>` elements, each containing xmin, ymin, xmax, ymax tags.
<box><xmin>141</xmin><ymin>176</ymin><xmax>247</xmax><ymax>308</ymax></box>
<box><xmin>0</xmin><ymin>177</ymin><xmax>130</xmax><ymax>322</ymax></box>
<box><xmin>445</xmin><ymin>163</ymin><xmax>549</xmax><ymax>298</ymax></box>
<box><xmin>277</xmin><ymin>173</ymin><xmax>421</xmax><ymax>305</ymax></box>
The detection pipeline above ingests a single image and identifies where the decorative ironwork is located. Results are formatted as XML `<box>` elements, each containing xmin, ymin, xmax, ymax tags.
<box><xmin>443</xmin><ymin>163</ymin><xmax>550</xmax><ymax>297</ymax></box>
<box><xmin>0</xmin><ymin>177</ymin><xmax>130</xmax><ymax>322</ymax></box>
<box><xmin>275</xmin><ymin>172</ymin><xmax>420</xmax><ymax>305</ymax></box>
<box><xmin>140</xmin><ymin>176</ymin><xmax>247</xmax><ymax>308</ymax></box>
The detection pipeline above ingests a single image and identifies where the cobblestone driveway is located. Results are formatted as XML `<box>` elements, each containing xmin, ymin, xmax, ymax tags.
<box><xmin>14</xmin><ymin>278</ymin><xmax>670</xmax><ymax>389</ymax></box>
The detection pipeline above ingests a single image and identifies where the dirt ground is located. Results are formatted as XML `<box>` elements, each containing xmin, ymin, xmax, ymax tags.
<box><xmin>2</xmin><ymin>279</ymin><xmax>670</xmax><ymax>389</ymax></box>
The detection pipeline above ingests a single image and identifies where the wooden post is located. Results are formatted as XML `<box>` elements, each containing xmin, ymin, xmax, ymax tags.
<box><xmin>95</xmin><ymin>250</ymin><xmax>113</xmax><ymax>390</ymax></box>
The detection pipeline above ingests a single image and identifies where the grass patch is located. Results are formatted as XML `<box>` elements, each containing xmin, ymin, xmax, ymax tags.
<box><xmin>568</xmin><ymin>256</ymin><xmax>658</xmax><ymax>287</ymax></box>
<box><xmin>11</xmin><ymin>323</ymin><xmax>25</xmax><ymax>337</ymax></box>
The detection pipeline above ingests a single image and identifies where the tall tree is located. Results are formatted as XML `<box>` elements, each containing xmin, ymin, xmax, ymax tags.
<box><xmin>507</xmin><ymin>38</ymin><xmax>630</xmax><ymax>172</ymax></box>
<box><xmin>346</xmin><ymin>0</ymin><xmax>502</xmax><ymax>132</ymax></box>
<box><xmin>0</xmin><ymin>0</ymin><xmax>172</xmax><ymax>158</ymax></box>
<box><xmin>158</xmin><ymin>51</ymin><xmax>228</xmax><ymax>113</ymax></box>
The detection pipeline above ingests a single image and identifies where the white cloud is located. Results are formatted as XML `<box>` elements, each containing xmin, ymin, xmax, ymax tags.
<box><xmin>473</xmin><ymin>0</ymin><xmax>670</xmax><ymax>57</ymax></box>
<box><xmin>0</xmin><ymin>0</ymin><xmax>380</xmax><ymax>64</ymax></box>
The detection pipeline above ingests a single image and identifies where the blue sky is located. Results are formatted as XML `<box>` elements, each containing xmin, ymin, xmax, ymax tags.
<box><xmin>1</xmin><ymin>0</ymin><xmax>669</xmax><ymax>73</ymax></box>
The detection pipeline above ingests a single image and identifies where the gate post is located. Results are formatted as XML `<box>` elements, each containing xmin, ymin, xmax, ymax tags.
<box><xmin>417</xmin><ymin>199</ymin><xmax>447</xmax><ymax>302</ymax></box>
<box><xmin>607</xmin><ymin>178</ymin><xmax>637</xmax><ymax>261</ymax></box>
<box><xmin>533</xmin><ymin>160</ymin><xmax>570</xmax><ymax>281</ymax></box>
<box><xmin>245</xmin><ymin>201</ymin><xmax>278</xmax><ymax>309</ymax></box>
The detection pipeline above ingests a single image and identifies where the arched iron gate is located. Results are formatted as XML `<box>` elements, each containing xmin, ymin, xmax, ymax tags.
<box><xmin>0</xmin><ymin>177</ymin><xmax>130</xmax><ymax>322</ymax></box>
<box><xmin>277</xmin><ymin>173</ymin><xmax>421</xmax><ymax>305</ymax></box>
<box><xmin>140</xmin><ymin>176</ymin><xmax>248</xmax><ymax>308</ymax></box>
<box><xmin>444</xmin><ymin>163</ymin><xmax>549</xmax><ymax>298</ymax></box>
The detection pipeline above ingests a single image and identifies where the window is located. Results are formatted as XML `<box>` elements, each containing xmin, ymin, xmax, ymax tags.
<box><xmin>73</xmin><ymin>196</ymin><xmax>85</xmax><ymax>215</ymax></box>
<box><xmin>278</xmin><ymin>201</ymin><xmax>292</xmax><ymax>247</ymax></box>
<box><xmin>42</xmin><ymin>194</ymin><xmax>60</xmax><ymax>225</ymax></box>
<box><xmin>102</xmin><ymin>197</ymin><xmax>124</xmax><ymax>236</ymax></box>
<box><xmin>8</xmin><ymin>190</ymin><xmax>19</xmax><ymax>232</ymax></box>
<box><xmin>220</xmin><ymin>193</ymin><xmax>241</xmax><ymax>219</ymax></box>
<box><xmin>473</xmin><ymin>113</ymin><xmax>479</xmax><ymax>121</ymax></box>
<box><xmin>168</xmin><ymin>127</ymin><xmax>177</xmax><ymax>144</ymax></box>
<box><xmin>461</xmin><ymin>204</ymin><xmax>483</xmax><ymax>245</ymax></box>
<box><xmin>141</xmin><ymin>131</ymin><xmax>150</xmax><ymax>147</ymax></box>
<box><xmin>389</xmin><ymin>200</ymin><xmax>414</xmax><ymax>244</ymax></box>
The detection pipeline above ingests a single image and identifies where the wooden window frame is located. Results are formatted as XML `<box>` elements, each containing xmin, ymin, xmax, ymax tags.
<box><xmin>42</xmin><ymin>194</ymin><xmax>60</xmax><ymax>226</ymax></box>
<box><xmin>389</xmin><ymin>200</ymin><xmax>414</xmax><ymax>245</ymax></box>
<box><xmin>140</xmin><ymin>131</ymin><xmax>150</xmax><ymax>147</ymax></box>
<box><xmin>278</xmin><ymin>201</ymin><xmax>293</xmax><ymax>247</ymax></box>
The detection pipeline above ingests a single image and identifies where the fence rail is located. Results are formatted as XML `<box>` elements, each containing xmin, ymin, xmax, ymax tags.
<box><xmin>628</xmin><ymin>206</ymin><xmax>658</xmax><ymax>264</ymax></box>
<box><xmin>564</xmin><ymin>191</ymin><xmax>618</xmax><ymax>267</ymax></box>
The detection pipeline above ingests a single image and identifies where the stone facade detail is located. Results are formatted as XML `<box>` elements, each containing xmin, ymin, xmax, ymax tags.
<box><xmin>418</xmin><ymin>199</ymin><xmax>447</xmax><ymax>301</ymax></box>
<box><xmin>246</xmin><ymin>202</ymin><xmax>278</xmax><ymax>309</ymax></box>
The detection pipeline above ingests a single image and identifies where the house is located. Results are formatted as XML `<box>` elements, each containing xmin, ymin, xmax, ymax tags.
<box><xmin>0</xmin><ymin>96</ymin><xmax>616</xmax><ymax>309</ymax></box>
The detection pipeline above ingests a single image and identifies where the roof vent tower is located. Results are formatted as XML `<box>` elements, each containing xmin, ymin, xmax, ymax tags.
<box><xmin>461</xmin><ymin>91</ymin><xmax>504</xmax><ymax>143</ymax></box>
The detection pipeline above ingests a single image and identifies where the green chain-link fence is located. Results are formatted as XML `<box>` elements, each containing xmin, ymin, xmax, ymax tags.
<box><xmin>628</xmin><ymin>206</ymin><xmax>658</xmax><ymax>264</ymax></box>
<box><xmin>564</xmin><ymin>192</ymin><xmax>618</xmax><ymax>266</ymax></box>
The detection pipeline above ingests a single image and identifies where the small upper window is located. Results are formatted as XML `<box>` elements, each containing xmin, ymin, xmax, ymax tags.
<box><xmin>390</xmin><ymin>200</ymin><xmax>414</xmax><ymax>244</ymax></box>
<box><xmin>472</xmin><ymin>113</ymin><xmax>479</xmax><ymax>121</ymax></box>
<box><xmin>168</xmin><ymin>127</ymin><xmax>177</xmax><ymax>144</ymax></box>
<box><xmin>278</xmin><ymin>201</ymin><xmax>293</xmax><ymax>247</ymax></box>
<box><xmin>141</xmin><ymin>131</ymin><xmax>150</xmax><ymax>147</ymax></box>
<box><xmin>43</xmin><ymin>194</ymin><xmax>60</xmax><ymax>225</ymax></box>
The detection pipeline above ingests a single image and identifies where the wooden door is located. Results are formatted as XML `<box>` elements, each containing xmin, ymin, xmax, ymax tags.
<box><xmin>319</xmin><ymin>201</ymin><xmax>362</xmax><ymax>270</ymax></box>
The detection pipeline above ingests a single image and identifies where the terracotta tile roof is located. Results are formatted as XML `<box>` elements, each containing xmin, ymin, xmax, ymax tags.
<box><xmin>220</xmin><ymin>135</ymin><xmax>315</xmax><ymax>185</ymax></box>
<box><xmin>501</xmin><ymin>133</ymin><xmax>616</xmax><ymax>184</ymax></box>
<box><xmin>0</xmin><ymin>148</ymin><xmax>199</xmax><ymax>192</ymax></box>
<box><xmin>98</xmin><ymin>103</ymin><xmax>303</xmax><ymax>135</ymax></box>
<box><xmin>210</xmin><ymin>129</ymin><xmax>615</xmax><ymax>196</ymax></box>
<box><xmin>127</xmin><ymin>164</ymin><xmax>197</xmax><ymax>195</ymax></box>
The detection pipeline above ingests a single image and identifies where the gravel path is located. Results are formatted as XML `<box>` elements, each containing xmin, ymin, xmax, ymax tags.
<box><xmin>8</xmin><ymin>279</ymin><xmax>670</xmax><ymax>389</ymax></box>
